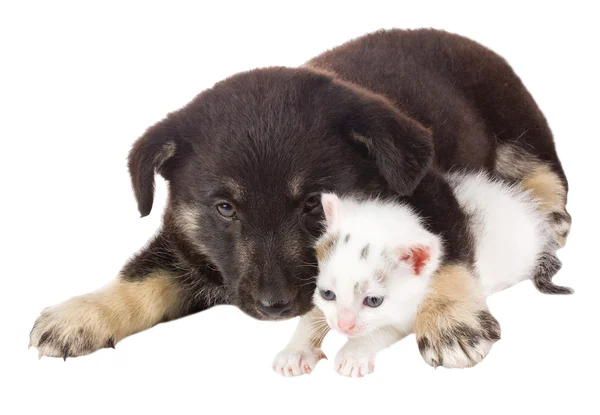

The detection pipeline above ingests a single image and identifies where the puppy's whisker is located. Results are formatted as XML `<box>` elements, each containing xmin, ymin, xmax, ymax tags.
<box><xmin>294</xmin><ymin>274</ymin><xmax>317</xmax><ymax>281</ymax></box>
<box><xmin>293</xmin><ymin>281</ymin><xmax>318</xmax><ymax>288</ymax></box>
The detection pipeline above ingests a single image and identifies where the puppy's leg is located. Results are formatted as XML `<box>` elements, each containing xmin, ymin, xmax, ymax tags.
<box><xmin>496</xmin><ymin>144</ymin><xmax>571</xmax><ymax>248</ymax></box>
<box><xmin>335</xmin><ymin>326</ymin><xmax>406</xmax><ymax>377</ymax></box>
<box><xmin>30</xmin><ymin>233</ymin><xmax>226</xmax><ymax>359</ymax></box>
<box><xmin>30</xmin><ymin>272</ymin><xmax>183</xmax><ymax>359</ymax></box>
<box><xmin>273</xmin><ymin>308</ymin><xmax>329</xmax><ymax>376</ymax></box>
<box><xmin>415</xmin><ymin>264</ymin><xmax>501</xmax><ymax>369</ymax></box>
<box><xmin>522</xmin><ymin>165</ymin><xmax>571</xmax><ymax>248</ymax></box>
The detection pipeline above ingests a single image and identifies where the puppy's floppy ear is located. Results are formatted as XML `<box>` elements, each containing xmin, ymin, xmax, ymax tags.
<box><xmin>128</xmin><ymin>114</ymin><xmax>187</xmax><ymax>217</ymax></box>
<box><xmin>335</xmin><ymin>83</ymin><xmax>434</xmax><ymax>195</ymax></box>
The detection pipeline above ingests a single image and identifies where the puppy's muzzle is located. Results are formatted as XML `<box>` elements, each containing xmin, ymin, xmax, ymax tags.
<box><xmin>256</xmin><ymin>297</ymin><xmax>295</xmax><ymax>318</ymax></box>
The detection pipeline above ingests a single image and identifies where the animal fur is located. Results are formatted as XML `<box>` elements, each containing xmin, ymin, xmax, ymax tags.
<box><xmin>275</xmin><ymin>173</ymin><xmax>570</xmax><ymax>376</ymax></box>
<box><xmin>30</xmin><ymin>28</ymin><xmax>570</xmax><ymax>361</ymax></box>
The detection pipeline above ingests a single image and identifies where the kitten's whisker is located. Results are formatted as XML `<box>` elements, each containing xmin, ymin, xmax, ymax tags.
<box><xmin>307</xmin><ymin>326</ymin><xmax>328</xmax><ymax>343</ymax></box>
<box><xmin>307</xmin><ymin>320</ymin><xmax>331</xmax><ymax>342</ymax></box>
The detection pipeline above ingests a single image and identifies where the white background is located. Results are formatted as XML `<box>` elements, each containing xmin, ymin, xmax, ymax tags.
<box><xmin>1</xmin><ymin>1</ymin><xmax>598</xmax><ymax>414</ymax></box>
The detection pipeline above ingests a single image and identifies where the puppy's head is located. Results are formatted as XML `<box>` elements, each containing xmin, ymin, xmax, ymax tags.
<box><xmin>127</xmin><ymin>67</ymin><xmax>433</xmax><ymax>320</ymax></box>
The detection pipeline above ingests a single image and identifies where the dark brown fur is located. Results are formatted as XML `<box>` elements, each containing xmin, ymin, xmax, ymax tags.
<box><xmin>31</xmin><ymin>28</ymin><xmax>569</xmax><ymax>360</ymax></box>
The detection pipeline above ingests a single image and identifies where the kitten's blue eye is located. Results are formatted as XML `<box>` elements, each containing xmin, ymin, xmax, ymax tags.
<box><xmin>364</xmin><ymin>296</ymin><xmax>384</xmax><ymax>308</ymax></box>
<box><xmin>319</xmin><ymin>289</ymin><xmax>336</xmax><ymax>301</ymax></box>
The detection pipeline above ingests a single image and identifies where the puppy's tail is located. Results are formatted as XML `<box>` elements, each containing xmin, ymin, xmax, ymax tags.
<box><xmin>533</xmin><ymin>251</ymin><xmax>574</xmax><ymax>295</ymax></box>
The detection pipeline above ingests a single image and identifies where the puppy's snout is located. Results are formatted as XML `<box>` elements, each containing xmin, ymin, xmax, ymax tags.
<box><xmin>256</xmin><ymin>297</ymin><xmax>295</xmax><ymax>317</ymax></box>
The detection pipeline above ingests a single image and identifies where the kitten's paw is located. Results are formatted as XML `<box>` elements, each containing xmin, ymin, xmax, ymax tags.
<box><xmin>30</xmin><ymin>297</ymin><xmax>118</xmax><ymax>359</ymax></box>
<box><xmin>335</xmin><ymin>346</ymin><xmax>375</xmax><ymax>378</ymax></box>
<box><xmin>272</xmin><ymin>346</ymin><xmax>326</xmax><ymax>377</ymax></box>
<box><xmin>416</xmin><ymin>309</ymin><xmax>501</xmax><ymax>369</ymax></box>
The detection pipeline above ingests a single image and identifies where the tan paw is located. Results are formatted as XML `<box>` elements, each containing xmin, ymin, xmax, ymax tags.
<box><xmin>416</xmin><ymin>310</ymin><xmax>500</xmax><ymax>368</ymax></box>
<box><xmin>30</xmin><ymin>296</ymin><xmax>117</xmax><ymax>359</ymax></box>
<box><xmin>273</xmin><ymin>346</ymin><xmax>326</xmax><ymax>377</ymax></box>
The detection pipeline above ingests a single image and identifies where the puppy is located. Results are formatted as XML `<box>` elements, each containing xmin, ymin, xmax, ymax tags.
<box><xmin>30</xmin><ymin>29</ymin><xmax>570</xmax><ymax>367</ymax></box>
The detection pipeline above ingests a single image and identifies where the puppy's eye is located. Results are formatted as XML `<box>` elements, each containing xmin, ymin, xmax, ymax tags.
<box><xmin>319</xmin><ymin>289</ymin><xmax>336</xmax><ymax>301</ymax></box>
<box><xmin>304</xmin><ymin>195</ymin><xmax>321</xmax><ymax>213</ymax></box>
<box><xmin>216</xmin><ymin>203</ymin><xmax>236</xmax><ymax>219</ymax></box>
<box><xmin>364</xmin><ymin>296</ymin><xmax>384</xmax><ymax>308</ymax></box>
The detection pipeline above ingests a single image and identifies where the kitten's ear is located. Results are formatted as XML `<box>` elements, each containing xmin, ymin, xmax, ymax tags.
<box><xmin>398</xmin><ymin>245</ymin><xmax>431</xmax><ymax>276</ymax></box>
<box><xmin>392</xmin><ymin>238</ymin><xmax>441</xmax><ymax>276</ymax></box>
<box><xmin>321</xmin><ymin>193</ymin><xmax>342</xmax><ymax>231</ymax></box>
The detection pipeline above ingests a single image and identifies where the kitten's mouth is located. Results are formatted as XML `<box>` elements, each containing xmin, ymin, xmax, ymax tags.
<box><xmin>338</xmin><ymin>327</ymin><xmax>363</xmax><ymax>338</ymax></box>
<box><xmin>328</xmin><ymin>318</ymin><xmax>365</xmax><ymax>337</ymax></box>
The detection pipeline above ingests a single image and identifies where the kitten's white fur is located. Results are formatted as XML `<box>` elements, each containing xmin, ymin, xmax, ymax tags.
<box><xmin>447</xmin><ymin>172</ymin><xmax>551</xmax><ymax>296</ymax></box>
<box><xmin>274</xmin><ymin>172</ymin><xmax>555</xmax><ymax>377</ymax></box>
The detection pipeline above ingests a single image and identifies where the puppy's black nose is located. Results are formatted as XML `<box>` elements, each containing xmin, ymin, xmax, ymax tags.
<box><xmin>257</xmin><ymin>298</ymin><xmax>295</xmax><ymax>317</ymax></box>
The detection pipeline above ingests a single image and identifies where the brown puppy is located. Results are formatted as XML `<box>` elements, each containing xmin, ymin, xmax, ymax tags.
<box><xmin>30</xmin><ymin>29</ymin><xmax>569</xmax><ymax>367</ymax></box>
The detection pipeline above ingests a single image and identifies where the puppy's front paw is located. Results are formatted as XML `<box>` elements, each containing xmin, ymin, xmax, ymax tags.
<box><xmin>335</xmin><ymin>344</ymin><xmax>375</xmax><ymax>378</ymax></box>
<box><xmin>30</xmin><ymin>296</ymin><xmax>117</xmax><ymax>359</ymax></box>
<box><xmin>416</xmin><ymin>309</ymin><xmax>501</xmax><ymax>369</ymax></box>
<box><xmin>273</xmin><ymin>346</ymin><xmax>326</xmax><ymax>377</ymax></box>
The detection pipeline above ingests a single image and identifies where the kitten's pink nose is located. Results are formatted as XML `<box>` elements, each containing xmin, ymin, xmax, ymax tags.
<box><xmin>337</xmin><ymin>308</ymin><xmax>356</xmax><ymax>333</ymax></box>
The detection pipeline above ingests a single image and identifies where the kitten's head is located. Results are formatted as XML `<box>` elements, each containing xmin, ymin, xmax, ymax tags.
<box><xmin>313</xmin><ymin>193</ymin><xmax>442</xmax><ymax>338</ymax></box>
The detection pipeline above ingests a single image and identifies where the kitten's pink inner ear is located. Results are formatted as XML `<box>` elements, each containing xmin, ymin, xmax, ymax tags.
<box><xmin>401</xmin><ymin>245</ymin><xmax>431</xmax><ymax>275</ymax></box>
<box><xmin>321</xmin><ymin>193</ymin><xmax>340</xmax><ymax>229</ymax></box>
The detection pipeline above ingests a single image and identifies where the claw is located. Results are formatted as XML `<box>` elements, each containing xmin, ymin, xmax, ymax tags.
<box><xmin>28</xmin><ymin>342</ymin><xmax>32</xmax><ymax>350</ymax></box>
<box><xmin>107</xmin><ymin>337</ymin><xmax>115</xmax><ymax>349</ymax></box>
<box><xmin>320</xmin><ymin>351</ymin><xmax>328</xmax><ymax>360</ymax></box>
<box><xmin>38</xmin><ymin>351</ymin><xmax>43</xmax><ymax>360</ymax></box>
<box><xmin>432</xmin><ymin>359</ymin><xmax>439</xmax><ymax>369</ymax></box>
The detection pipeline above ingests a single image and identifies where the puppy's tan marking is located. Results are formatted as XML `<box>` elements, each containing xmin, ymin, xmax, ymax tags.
<box><xmin>352</xmin><ymin>132</ymin><xmax>371</xmax><ymax>148</ymax></box>
<box><xmin>315</xmin><ymin>233</ymin><xmax>339</xmax><ymax>262</ymax></box>
<box><xmin>522</xmin><ymin>166</ymin><xmax>570</xmax><ymax>247</ymax></box>
<box><xmin>289</xmin><ymin>175</ymin><xmax>304</xmax><ymax>199</ymax></box>
<box><xmin>495</xmin><ymin>143</ymin><xmax>537</xmax><ymax>181</ymax></box>
<box><xmin>521</xmin><ymin>165</ymin><xmax>566</xmax><ymax>211</ymax></box>
<box><xmin>173</xmin><ymin>204</ymin><xmax>200</xmax><ymax>233</ymax></box>
<box><xmin>154</xmin><ymin>141</ymin><xmax>177</xmax><ymax>168</ymax></box>
<box><xmin>496</xmin><ymin>144</ymin><xmax>570</xmax><ymax>247</ymax></box>
<box><xmin>415</xmin><ymin>264</ymin><xmax>500</xmax><ymax>368</ymax></box>
<box><xmin>171</xmin><ymin>204</ymin><xmax>210</xmax><ymax>254</ymax></box>
<box><xmin>223</xmin><ymin>178</ymin><xmax>246</xmax><ymax>201</ymax></box>
<box><xmin>30</xmin><ymin>272</ymin><xmax>181</xmax><ymax>358</ymax></box>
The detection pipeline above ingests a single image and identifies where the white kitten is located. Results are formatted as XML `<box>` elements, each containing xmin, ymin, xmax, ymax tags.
<box><xmin>273</xmin><ymin>172</ymin><xmax>571</xmax><ymax>377</ymax></box>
